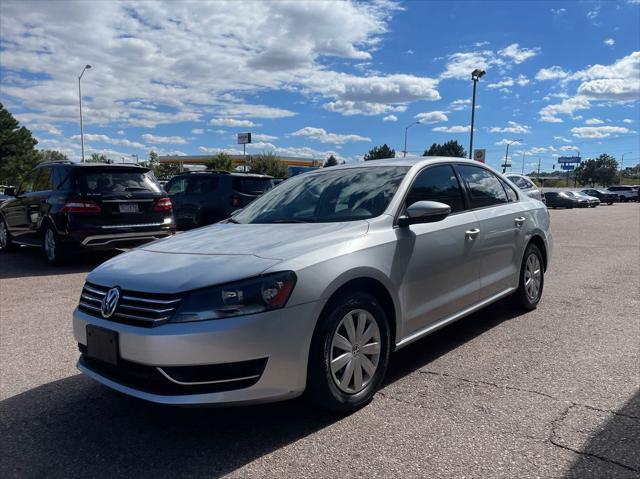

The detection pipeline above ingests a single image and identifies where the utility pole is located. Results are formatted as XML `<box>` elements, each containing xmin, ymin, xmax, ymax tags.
<box><xmin>521</xmin><ymin>152</ymin><xmax>526</xmax><ymax>174</ymax></box>
<box><xmin>468</xmin><ymin>69</ymin><xmax>486</xmax><ymax>159</ymax></box>
<box><xmin>620</xmin><ymin>151</ymin><xmax>632</xmax><ymax>183</ymax></box>
<box><xmin>78</xmin><ymin>64</ymin><xmax>92</xmax><ymax>162</ymax></box>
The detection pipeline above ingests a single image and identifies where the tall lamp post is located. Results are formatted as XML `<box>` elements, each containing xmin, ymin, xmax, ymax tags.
<box><xmin>620</xmin><ymin>151</ymin><xmax>632</xmax><ymax>183</ymax></box>
<box><xmin>502</xmin><ymin>139</ymin><xmax>522</xmax><ymax>173</ymax></box>
<box><xmin>403</xmin><ymin>120</ymin><xmax>421</xmax><ymax>157</ymax></box>
<box><xmin>78</xmin><ymin>64</ymin><xmax>92</xmax><ymax>162</ymax></box>
<box><xmin>468</xmin><ymin>68</ymin><xmax>486</xmax><ymax>159</ymax></box>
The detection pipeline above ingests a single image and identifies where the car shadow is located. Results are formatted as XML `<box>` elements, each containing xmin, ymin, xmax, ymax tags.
<box><xmin>0</xmin><ymin>298</ymin><xmax>524</xmax><ymax>478</ymax></box>
<box><xmin>0</xmin><ymin>249</ymin><xmax>120</xmax><ymax>280</ymax></box>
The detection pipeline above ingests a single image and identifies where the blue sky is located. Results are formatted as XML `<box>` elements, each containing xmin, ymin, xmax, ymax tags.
<box><xmin>1</xmin><ymin>0</ymin><xmax>638</xmax><ymax>173</ymax></box>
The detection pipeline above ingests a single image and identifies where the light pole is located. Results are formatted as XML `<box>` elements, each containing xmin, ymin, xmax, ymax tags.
<box><xmin>620</xmin><ymin>151</ymin><xmax>632</xmax><ymax>183</ymax></box>
<box><xmin>502</xmin><ymin>139</ymin><xmax>522</xmax><ymax>173</ymax></box>
<box><xmin>78</xmin><ymin>64</ymin><xmax>92</xmax><ymax>162</ymax></box>
<box><xmin>469</xmin><ymin>68</ymin><xmax>486</xmax><ymax>159</ymax></box>
<box><xmin>403</xmin><ymin>120</ymin><xmax>421</xmax><ymax>157</ymax></box>
<box><xmin>521</xmin><ymin>151</ymin><xmax>526</xmax><ymax>174</ymax></box>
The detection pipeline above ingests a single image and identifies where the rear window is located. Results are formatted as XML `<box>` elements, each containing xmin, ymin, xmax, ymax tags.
<box><xmin>232</xmin><ymin>177</ymin><xmax>274</xmax><ymax>195</ymax></box>
<box><xmin>76</xmin><ymin>168</ymin><xmax>161</xmax><ymax>194</ymax></box>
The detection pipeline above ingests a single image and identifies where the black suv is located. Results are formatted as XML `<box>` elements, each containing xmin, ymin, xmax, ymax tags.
<box><xmin>165</xmin><ymin>171</ymin><xmax>275</xmax><ymax>230</ymax></box>
<box><xmin>0</xmin><ymin>161</ymin><xmax>175</xmax><ymax>264</ymax></box>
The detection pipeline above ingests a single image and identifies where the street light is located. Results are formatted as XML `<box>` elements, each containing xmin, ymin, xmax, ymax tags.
<box><xmin>78</xmin><ymin>64</ymin><xmax>92</xmax><ymax>162</ymax></box>
<box><xmin>620</xmin><ymin>151</ymin><xmax>632</xmax><ymax>183</ymax></box>
<box><xmin>403</xmin><ymin>120</ymin><xmax>421</xmax><ymax>158</ymax></box>
<box><xmin>502</xmin><ymin>139</ymin><xmax>522</xmax><ymax>173</ymax></box>
<box><xmin>468</xmin><ymin>68</ymin><xmax>486</xmax><ymax>159</ymax></box>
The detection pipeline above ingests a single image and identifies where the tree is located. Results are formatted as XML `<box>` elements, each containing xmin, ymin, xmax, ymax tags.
<box><xmin>0</xmin><ymin>102</ymin><xmax>40</xmax><ymax>186</ymax></box>
<box><xmin>87</xmin><ymin>153</ymin><xmax>109</xmax><ymax>163</ymax></box>
<box><xmin>147</xmin><ymin>150</ymin><xmax>181</xmax><ymax>179</ymax></box>
<box><xmin>205</xmin><ymin>152</ymin><xmax>234</xmax><ymax>171</ymax></box>
<box><xmin>574</xmin><ymin>154</ymin><xmax>619</xmax><ymax>186</ymax></box>
<box><xmin>38</xmin><ymin>150</ymin><xmax>68</xmax><ymax>162</ymax></box>
<box><xmin>250</xmin><ymin>152</ymin><xmax>288</xmax><ymax>177</ymax></box>
<box><xmin>324</xmin><ymin>154</ymin><xmax>338</xmax><ymax>167</ymax></box>
<box><xmin>364</xmin><ymin>144</ymin><xmax>395</xmax><ymax>161</ymax></box>
<box><xmin>423</xmin><ymin>140</ymin><xmax>466</xmax><ymax>158</ymax></box>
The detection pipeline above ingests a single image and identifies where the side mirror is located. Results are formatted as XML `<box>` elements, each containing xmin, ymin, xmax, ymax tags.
<box><xmin>3</xmin><ymin>186</ymin><xmax>16</xmax><ymax>197</ymax></box>
<box><xmin>398</xmin><ymin>201</ymin><xmax>451</xmax><ymax>227</ymax></box>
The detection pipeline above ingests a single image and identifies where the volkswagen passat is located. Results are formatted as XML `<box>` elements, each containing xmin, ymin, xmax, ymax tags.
<box><xmin>74</xmin><ymin>157</ymin><xmax>552</xmax><ymax>412</ymax></box>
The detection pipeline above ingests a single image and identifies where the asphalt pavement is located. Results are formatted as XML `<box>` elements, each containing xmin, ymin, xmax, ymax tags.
<box><xmin>1</xmin><ymin>204</ymin><xmax>638</xmax><ymax>478</ymax></box>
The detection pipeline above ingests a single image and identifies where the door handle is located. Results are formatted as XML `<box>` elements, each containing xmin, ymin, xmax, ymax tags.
<box><xmin>514</xmin><ymin>216</ymin><xmax>526</xmax><ymax>226</ymax></box>
<box><xmin>465</xmin><ymin>228</ymin><xmax>480</xmax><ymax>239</ymax></box>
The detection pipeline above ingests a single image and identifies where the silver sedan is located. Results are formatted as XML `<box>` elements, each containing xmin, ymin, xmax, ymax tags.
<box><xmin>73</xmin><ymin>157</ymin><xmax>552</xmax><ymax>412</ymax></box>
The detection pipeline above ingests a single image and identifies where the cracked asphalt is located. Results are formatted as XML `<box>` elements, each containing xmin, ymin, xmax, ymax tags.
<box><xmin>1</xmin><ymin>204</ymin><xmax>639</xmax><ymax>478</ymax></box>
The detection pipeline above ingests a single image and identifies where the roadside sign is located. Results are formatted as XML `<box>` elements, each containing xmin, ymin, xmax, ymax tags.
<box><xmin>560</xmin><ymin>164</ymin><xmax>575</xmax><ymax>170</ymax></box>
<box><xmin>237</xmin><ymin>132</ymin><xmax>252</xmax><ymax>144</ymax></box>
<box><xmin>558</xmin><ymin>156</ymin><xmax>580</xmax><ymax>164</ymax></box>
<box><xmin>473</xmin><ymin>149</ymin><xmax>486</xmax><ymax>163</ymax></box>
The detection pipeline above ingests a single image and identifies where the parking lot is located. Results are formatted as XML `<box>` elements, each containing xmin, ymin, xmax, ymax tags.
<box><xmin>1</xmin><ymin>204</ymin><xmax>638</xmax><ymax>478</ymax></box>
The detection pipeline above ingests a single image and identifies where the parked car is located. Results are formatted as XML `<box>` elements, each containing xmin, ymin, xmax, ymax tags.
<box><xmin>74</xmin><ymin>157</ymin><xmax>552</xmax><ymax>412</ymax></box>
<box><xmin>580</xmin><ymin>188</ymin><xmax>616</xmax><ymax>205</ymax></box>
<box><xmin>165</xmin><ymin>171</ymin><xmax>276</xmax><ymax>230</ymax></box>
<box><xmin>504</xmin><ymin>174</ymin><xmax>545</xmax><ymax>203</ymax></box>
<box><xmin>569</xmin><ymin>191</ymin><xmax>599</xmax><ymax>207</ymax></box>
<box><xmin>544</xmin><ymin>191</ymin><xmax>588</xmax><ymax>208</ymax></box>
<box><xmin>0</xmin><ymin>194</ymin><xmax>12</xmax><ymax>205</ymax></box>
<box><xmin>607</xmin><ymin>185</ymin><xmax>638</xmax><ymax>202</ymax></box>
<box><xmin>0</xmin><ymin>161</ymin><xmax>175</xmax><ymax>264</ymax></box>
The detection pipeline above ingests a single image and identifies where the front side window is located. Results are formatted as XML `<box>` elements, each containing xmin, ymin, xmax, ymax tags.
<box><xmin>405</xmin><ymin>165</ymin><xmax>465</xmax><ymax>213</ymax></box>
<box><xmin>233</xmin><ymin>167</ymin><xmax>409</xmax><ymax>224</ymax></box>
<box><xmin>456</xmin><ymin>165</ymin><xmax>508</xmax><ymax>208</ymax></box>
<box><xmin>19</xmin><ymin>170</ymin><xmax>38</xmax><ymax>194</ymax></box>
<box><xmin>186</xmin><ymin>176</ymin><xmax>219</xmax><ymax>195</ymax></box>
<box><xmin>33</xmin><ymin>167</ymin><xmax>53</xmax><ymax>192</ymax></box>
<box><xmin>166</xmin><ymin>177</ymin><xmax>187</xmax><ymax>195</ymax></box>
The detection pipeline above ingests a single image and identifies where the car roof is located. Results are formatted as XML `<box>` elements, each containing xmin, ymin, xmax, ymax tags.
<box><xmin>39</xmin><ymin>161</ymin><xmax>148</xmax><ymax>170</ymax></box>
<box><xmin>171</xmin><ymin>171</ymin><xmax>273</xmax><ymax>179</ymax></box>
<box><xmin>318</xmin><ymin>156</ymin><xmax>492</xmax><ymax>171</ymax></box>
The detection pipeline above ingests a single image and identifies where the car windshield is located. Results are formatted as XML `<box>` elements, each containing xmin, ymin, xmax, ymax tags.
<box><xmin>76</xmin><ymin>168</ymin><xmax>161</xmax><ymax>194</ymax></box>
<box><xmin>232</xmin><ymin>166</ymin><xmax>409</xmax><ymax>224</ymax></box>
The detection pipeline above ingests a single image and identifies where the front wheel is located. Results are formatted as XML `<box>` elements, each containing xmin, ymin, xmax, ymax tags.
<box><xmin>307</xmin><ymin>292</ymin><xmax>391</xmax><ymax>413</ymax></box>
<box><xmin>512</xmin><ymin>243</ymin><xmax>544</xmax><ymax>310</ymax></box>
<box><xmin>0</xmin><ymin>218</ymin><xmax>16</xmax><ymax>252</ymax></box>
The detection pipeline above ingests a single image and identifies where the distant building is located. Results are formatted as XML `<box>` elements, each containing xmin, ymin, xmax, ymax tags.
<box><xmin>159</xmin><ymin>155</ymin><xmax>323</xmax><ymax>176</ymax></box>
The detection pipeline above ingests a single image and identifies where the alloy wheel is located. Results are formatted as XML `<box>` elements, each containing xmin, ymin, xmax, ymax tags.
<box><xmin>330</xmin><ymin>309</ymin><xmax>381</xmax><ymax>394</ymax></box>
<box><xmin>44</xmin><ymin>229</ymin><xmax>56</xmax><ymax>262</ymax></box>
<box><xmin>0</xmin><ymin>221</ymin><xmax>7</xmax><ymax>249</ymax></box>
<box><xmin>524</xmin><ymin>253</ymin><xmax>542</xmax><ymax>302</ymax></box>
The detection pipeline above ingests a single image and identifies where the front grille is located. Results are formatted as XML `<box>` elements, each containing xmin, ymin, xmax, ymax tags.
<box><xmin>78</xmin><ymin>282</ymin><xmax>182</xmax><ymax>327</ymax></box>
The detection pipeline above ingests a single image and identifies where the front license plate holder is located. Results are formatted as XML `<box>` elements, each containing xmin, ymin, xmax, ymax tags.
<box><xmin>86</xmin><ymin>325</ymin><xmax>118</xmax><ymax>365</ymax></box>
<box><xmin>119</xmin><ymin>203</ymin><xmax>139</xmax><ymax>213</ymax></box>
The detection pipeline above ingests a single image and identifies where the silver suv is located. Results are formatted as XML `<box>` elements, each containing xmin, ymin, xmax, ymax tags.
<box><xmin>73</xmin><ymin>157</ymin><xmax>553</xmax><ymax>412</ymax></box>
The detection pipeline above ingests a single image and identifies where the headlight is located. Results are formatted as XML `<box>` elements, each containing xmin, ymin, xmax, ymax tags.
<box><xmin>170</xmin><ymin>271</ymin><xmax>297</xmax><ymax>323</ymax></box>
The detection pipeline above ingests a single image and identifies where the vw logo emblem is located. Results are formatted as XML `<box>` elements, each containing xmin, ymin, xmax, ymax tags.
<box><xmin>101</xmin><ymin>287</ymin><xmax>120</xmax><ymax>318</ymax></box>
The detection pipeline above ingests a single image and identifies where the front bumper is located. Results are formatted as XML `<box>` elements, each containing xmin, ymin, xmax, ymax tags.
<box><xmin>73</xmin><ymin>301</ymin><xmax>320</xmax><ymax>405</ymax></box>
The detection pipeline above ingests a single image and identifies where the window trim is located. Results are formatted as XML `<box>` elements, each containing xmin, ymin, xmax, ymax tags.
<box><xmin>452</xmin><ymin>163</ymin><xmax>519</xmax><ymax>212</ymax></box>
<box><xmin>393</xmin><ymin>163</ymin><xmax>470</xmax><ymax>226</ymax></box>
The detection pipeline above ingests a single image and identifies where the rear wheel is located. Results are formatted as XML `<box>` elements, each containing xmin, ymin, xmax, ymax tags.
<box><xmin>0</xmin><ymin>218</ymin><xmax>16</xmax><ymax>252</ymax></box>
<box><xmin>42</xmin><ymin>224</ymin><xmax>67</xmax><ymax>265</ymax></box>
<box><xmin>513</xmin><ymin>243</ymin><xmax>544</xmax><ymax>310</ymax></box>
<box><xmin>307</xmin><ymin>291</ymin><xmax>391</xmax><ymax>413</ymax></box>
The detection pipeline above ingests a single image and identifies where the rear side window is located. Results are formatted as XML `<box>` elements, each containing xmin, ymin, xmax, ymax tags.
<box><xmin>76</xmin><ymin>168</ymin><xmax>161</xmax><ymax>194</ymax></box>
<box><xmin>166</xmin><ymin>177</ymin><xmax>188</xmax><ymax>195</ymax></box>
<box><xmin>501</xmin><ymin>180</ymin><xmax>518</xmax><ymax>202</ymax></box>
<box><xmin>186</xmin><ymin>176</ymin><xmax>219</xmax><ymax>195</ymax></box>
<box><xmin>232</xmin><ymin>177</ymin><xmax>274</xmax><ymax>195</ymax></box>
<box><xmin>52</xmin><ymin>166</ymin><xmax>72</xmax><ymax>191</ymax></box>
<box><xmin>457</xmin><ymin>165</ymin><xmax>508</xmax><ymax>208</ymax></box>
<box><xmin>405</xmin><ymin>165</ymin><xmax>465</xmax><ymax>213</ymax></box>
<box><xmin>33</xmin><ymin>167</ymin><xmax>54</xmax><ymax>192</ymax></box>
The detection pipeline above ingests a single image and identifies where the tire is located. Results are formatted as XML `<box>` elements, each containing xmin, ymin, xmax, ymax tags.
<box><xmin>0</xmin><ymin>217</ymin><xmax>16</xmax><ymax>252</ymax></box>
<box><xmin>307</xmin><ymin>291</ymin><xmax>391</xmax><ymax>413</ymax></box>
<box><xmin>42</xmin><ymin>224</ymin><xmax>67</xmax><ymax>265</ymax></box>
<box><xmin>512</xmin><ymin>243</ymin><xmax>544</xmax><ymax>311</ymax></box>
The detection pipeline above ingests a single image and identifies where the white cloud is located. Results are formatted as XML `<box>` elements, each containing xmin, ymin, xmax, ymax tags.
<box><xmin>622</xmin><ymin>118</ymin><xmax>634</xmax><ymax>123</ymax></box>
<box><xmin>383</xmin><ymin>115</ymin><xmax>398</xmax><ymax>122</ymax></box>
<box><xmin>487</xmin><ymin>78</ymin><xmax>514</xmax><ymax>89</ymax></box>
<box><xmin>191</xmin><ymin>128</ymin><xmax>204</xmax><ymax>134</ymax></box>
<box><xmin>117</xmin><ymin>130</ymin><xmax>125</xmax><ymax>135</ymax></box>
<box><xmin>290</xmin><ymin>126</ymin><xmax>371</xmax><ymax>144</ymax></box>
<box><xmin>559</xmin><ymin>145</ymin><xmax>580</xmax><ymax>152</ymax></box>
<box><xmin>323</xmin><ymin>100</ymin><xmax>407</xmax><ymax>116</ymax></box>
<box><xmin>604</xmin><ymin>38</ymin><xmax>615</xmax><ymax>47</ymax></box>
<box><xmin>488</xmin><ymin>121</ymin><xmax>531</xmax><ymax>134</ymax></box>
<box><xmin>251</xmin><ymin>133</ymin><xmax>279</xmax><ymax>141</ymax></box>
<box><xmin>498</xmin><ymin>43</ymin><xmax>539</xmax><ymax>64</ymax></box>
<box><xmin>141</xmin><ymin>134</ymin><xmax>188</xmax><ymax>145</ymax></box>
<box><xmin>539</xmin><ymin>95</ymin><xmax>591</xmax><ymax>123</ymax></box>
<box><xmin>70</xmin><ymin>133</ymin><xmax>145</xmax><ymax>149</ymax></box>
<box><xmin>585</xmin><ymin>118</ymin><xmax>604</xmax><ymax>125</ymax></box>
<box><xmin>572</xmin><ymin>52</ymin><xmax>640</xmax><ymax>101</ymax></box>
<box><xmin>440</xmin><ymin>50</ymin><xmax>504</xmax><ymax>80</ymax></box>
<box><xmin>587</xmin><ymin>6</ymin><xmax>601</xmax><ymax>20</ymax></box>
<box><xmin>551</xmin><ymin>8</ymin><xmax>567</xmax><ymax>15</ymax></box>
<box><xmin>433</xmin><ymin>125</ymin><xmax>470</xmax><ymax>133</ymax></box>
<box><xmin>535</xmin><ymin>66</ymin><xmax>570</xmax><ymax>81</ymax></box>
<box><xmin>495</xmin><ymin>139</ymin><xmax>523</xmax><ymax>146</ymax></box>
<box><xmin>209</xmin><ymin>118</ymin><xmax>259</xmax><ymax>127</ymax></box>
<box><xmin>414</xmin><ymin>111</ymin><xmax>448</xmax><ymax>124</ymax></box>
<box><xmin>571</xmin><ymin>125</ymin><xmax>632</xmax><ymax>138</ymax></box>
<box><xmin>449</xmin><ymin>99</ymin><xmax>472</xmax><ymax>110</ymax></box>
<box><xmin>554</xmin><ymin>136</ymin><xmax>572</xmax><ymax>143</ymax></box>
<box><xmin>30</xmin><ymin>123</ymin><xmax>62</xmax><ymax>136</ymax></box>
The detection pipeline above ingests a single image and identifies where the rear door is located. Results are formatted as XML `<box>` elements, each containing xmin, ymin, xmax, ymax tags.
<box><xmin>165</xmin><ymin>176</ymin><xmax>189</xmax><ymax>228</ymax></box>
<box><xmin>3</xmin><ymin>169</ymin><xmax>38</xmax><ymax>239</ymax></box>
<box><xmin>74</xmin><ymin>167</ymin><xmax>166</xmax><ymax>228</ymax></box>
<box><xmin>455</xmin><ymin>164</ymin><xmax>528</xmax><ymax>300</ymax></box>
<box><xmin>23</xmin><ymin>165</ymin><xmax>54</xmax><ymax>241</ymax></box>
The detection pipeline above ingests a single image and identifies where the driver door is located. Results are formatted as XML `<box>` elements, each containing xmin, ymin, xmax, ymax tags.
<box><xmin>397</xmin><ymin>164</ymin><xmax>482</xmax><ymax>337</ymax></box>
<box><xmin>2</xmin><ymin>169</ymin><xmax>38</xmax><ymax>241</ymax></box>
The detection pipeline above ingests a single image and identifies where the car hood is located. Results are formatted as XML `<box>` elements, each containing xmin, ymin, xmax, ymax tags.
<box><xmin>86</xmin><ymin>222</ymin><xmax>369</xmax><ymax>293</ymax></box>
